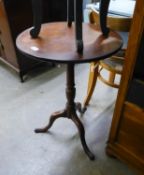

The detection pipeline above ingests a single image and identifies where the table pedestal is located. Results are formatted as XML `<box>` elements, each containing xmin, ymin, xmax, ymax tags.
<box><xmin>35</xmin><ymin>63</ymin><xmax>95</xmax><ymax>160</ymax></box>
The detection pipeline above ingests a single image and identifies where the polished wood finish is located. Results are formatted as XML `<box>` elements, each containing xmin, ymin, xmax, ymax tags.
<box><xmin>106</xmin><ymin>0</ymin><xmax>144</xmax><ymax>174</ymax></box>
<box><xmin>16</xmin><ymin>22</ymin><xmax>122</xmax><ymax>160</ymax></box>
<box><xmin>83</xmin><ymin>10</ymin><xmax>132</xmax><ymax>108</ymax></box>
<box><xmin>16</xmin><ymin>22</ymin><xmax>122</xmax><ymax>63</ymax></box>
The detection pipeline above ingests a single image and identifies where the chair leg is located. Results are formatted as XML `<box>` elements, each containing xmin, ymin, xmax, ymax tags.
<box><xmin>83</xmin><ymin>62</ymin><xmax>99</xmax><ymax>108</ymax></box>
<box><xmin>108</xmin><ymin>72</ymin><xmax>115</xmax><ymax>84</ymax></box>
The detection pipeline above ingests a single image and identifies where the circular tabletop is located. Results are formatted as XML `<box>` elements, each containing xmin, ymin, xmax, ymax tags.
<box><xmin>16</xmin><ymin>22</ymin><xmax>123</xmax><ymax>64</ymax></box>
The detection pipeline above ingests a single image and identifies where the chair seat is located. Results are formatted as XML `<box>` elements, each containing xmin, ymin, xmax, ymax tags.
<box><xmin>100</xmin><ymin>58</ymin><xmax>123</xmax><ymax>74</ymax></box>
<box><xmin>100</xmin><ymin>49</ymin><xmax>125</xmax><ymax>73</ymax></box>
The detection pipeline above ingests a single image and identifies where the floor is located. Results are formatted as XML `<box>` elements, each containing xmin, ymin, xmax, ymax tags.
<box><xmin>0</xmin><ymin>62</ymin><xmax>138</xmax><ymax>175</ymax></box>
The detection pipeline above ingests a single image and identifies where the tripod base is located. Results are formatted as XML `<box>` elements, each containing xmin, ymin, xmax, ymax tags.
<box><xmin>35</xmin><ymin>102</ymin><xmax>95</xmax><ymax>160</ymax></box>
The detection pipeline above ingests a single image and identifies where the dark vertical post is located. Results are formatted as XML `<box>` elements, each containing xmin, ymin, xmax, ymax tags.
<box><xmin>30</xmin><ymin>0</ymin><xmax>43</xmax><ymax>38</ymax></box>
<box><xmin>99</xmin><ymin>0</ymin><xmax>110</xmax><ymax>37</ymax></box>
<box><xmin>74</xmin><ymin>0</ymin><xmax>83</xmax><ymax>53</ymax></box>
<box><xmin>67</xmin><ymin>0</ymin><xmax>74</xmax><ymax>27</ymax></box>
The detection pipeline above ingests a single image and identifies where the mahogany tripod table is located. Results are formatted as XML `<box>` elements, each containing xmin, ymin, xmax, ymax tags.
<box><xmin>16</xmin><ymin>22</ymin><xmax>122</xmax><ymax>160</ymax></box>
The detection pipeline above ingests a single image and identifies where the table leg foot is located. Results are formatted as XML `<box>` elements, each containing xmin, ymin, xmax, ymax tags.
<box><xmin>35</xmin><ymin>110</ymin><xmax>67</xmax><ymax>133</ymax></box>
<box><xmin>75</xmin><ymin>102</ymin><xmax>83</xmax><ymax>113</ymax></box>
<box><xmin>71</xmin><ymin>113</ymin><xmax>95</xmax><ymax>160</ymax></box>
<box><xmin>81</xmin><ymin>106</ymin><xmax>87</xmax><ymax>114</ymax></box>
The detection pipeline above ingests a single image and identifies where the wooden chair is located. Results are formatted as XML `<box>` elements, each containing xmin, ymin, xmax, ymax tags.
<box><xmin>83</xmin><ymin>10</ymin><xmax>132</xmax><ymax>108</ymax></box>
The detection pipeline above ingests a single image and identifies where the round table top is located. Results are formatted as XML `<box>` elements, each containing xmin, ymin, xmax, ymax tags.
<box><xmin>16</xmin><ymin>22</ymin><xmax>123</xmax><ymax>64</ymax></box>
